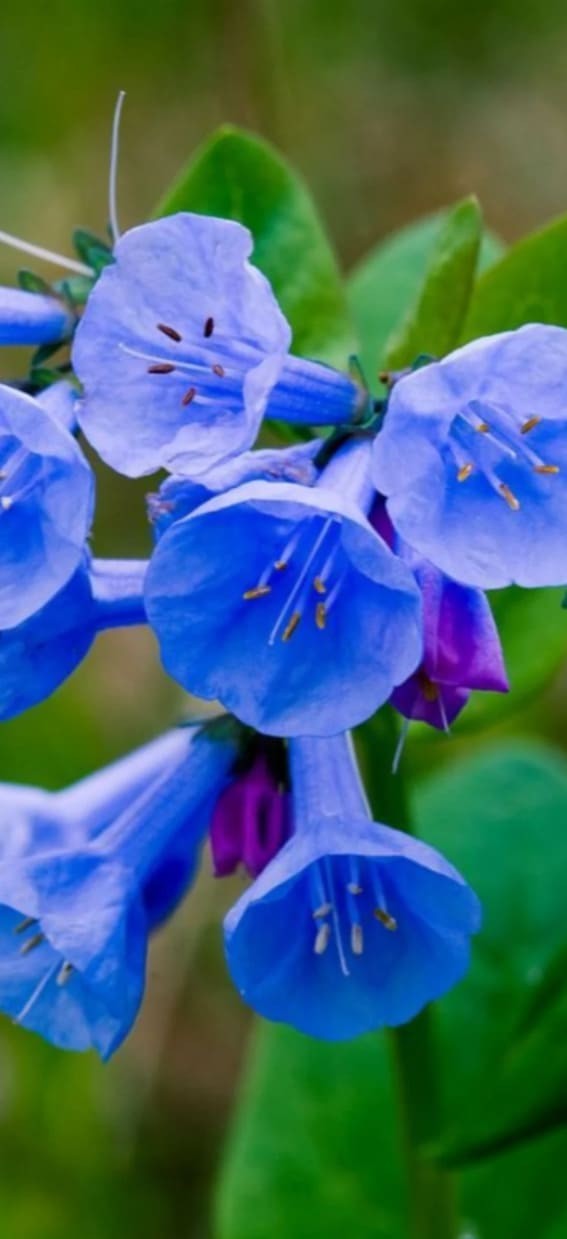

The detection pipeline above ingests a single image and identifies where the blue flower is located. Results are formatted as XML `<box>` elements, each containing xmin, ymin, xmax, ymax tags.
<box><xmin>72</xmin><ymin>213</ymin><xmax>365</xmax><ymax>479</ymax></box>
<box><xmin>0</xmin><ymin>725</ymin><xmax>238</xmax><ymax>1058</ymax></box>
<box><xmin>225</xmin><ymin>733</ymin><xmax>481</xmax><ymax>1039</ymax></box>
<box><xmin>0</xmin><ymin>557</ymin><xmax>147</xmax><ymax>720</ymax></box>
<box><xmin>373</xmin><ymin>324</ymin><xmax>567</xmax><ymax>589</ymax></box>
<box><xmin>145</xmin><ymin>439</ymin><xmax>423</xmax><ymax>737</ymax></box>
<box><xmin>0</xmin><ymin>381</ymin><xmax>94</xmax><ymax>627</ymax></box>
<box><xmin>0</xmin><ymin>287</ymin><xmax>72</xmax><ymax>346</ymax></box>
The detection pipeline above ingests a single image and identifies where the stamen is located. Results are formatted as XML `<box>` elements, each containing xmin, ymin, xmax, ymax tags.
<box><xmin>0</xmin><ymin>497</ymin><xmax>13</xmax><ymax>511</ymax></box>
<box><xmin>457</xmin><ymin>463</ymin><xmax>474</xmax><ymax>482</ymax></box>
<box><xmin>56</xmin><ymin>962</ymin><xmax>74</xmax><ymax>987</ymax></box>
<box><xmin>20</xmin><ymin>932</ymin><xmax>45</xmax><ymax>956</ymax></box>
<box><xmin>204</xmin><ymin>316</ymin><xmax>214</xmax><ymax>338</ymax></box>
<box><xmin>282</xmin><ymin>611</ymin><xmax>301</xmax><ymax>642</ymax></box>
<box><xmin>374</xmin><ymin>908</ymin><xmax>398</xmax><ymax>931</ymax></box>
<box><xmin>15</xmin><ymin>961</ymin><xmax>60</xmax><ymax>1025</ymax></box>
<box><xmin>212</xmin><ymin>363</ymin><xmax>225</xmax><ymax>378</ymax></box>
<box><xmin>313</xmin><ymin>577</ymin><xmax>327</xmax><ymax>595</ymax></box>
<box><xmin>157</xmin><ymin>323</ymin><xmax>182</xmax><ymax>343</ymax></box>
<box><xmin>314</xmin><ymin>923</ymin><xmax>331</xmax><ymax>954</ymax></box>
<box><xmin>324</xmin><ymin>858</ymin><xmax>350</xmax><ymax>978</ymax></box>
<box><xmin>181</xmin><ymin>386</ymin><xmax>197</xmax><ymax>406</ymax></box>
<box><xmin>499</xmin><ymin>482</ymin><xmax>520</xmax><ymax>511</ymax></box>
<box><xmin>108</xmin><ymin>90</ymin><xmax>126</xmax><ymax>244</ymax></box>
<box><xmin>313</xmin><ymin>902</ymin><xmax>333</xmax><ymax>919</ymax></box>
<box><xmin>476</xmin><ymin>422</ymin><xmax>490</xmax><ymax>433</ymax></box>
<box><xmin>534</xmin><ymin>464</ymin><xmax>559</xmax><ymax>475</ymax></box>
<box><xmin>14</xmin><ymin>917</ymin><xmax>37</xmax><ymax>935</ymax></box>
<box><xmin>347</xmin><ymin>883</ymin><xmax>362</xmax><ymax>895</ymax></box>
<box><xmin>243</xmin><ymin>584</ymin><xmax>272</xmax><ymax>600</ymax></box>
<box><xmin>0</xmin><ymin>228</ymin><xmax>92</xmax><ymax>276</ymax></box>
<box><xmin>350</xmin><ymin>924</ymin><xmax>364</xmax><ymax>955</ymax></box>
<box><xmin>315</xmin><ymin>602</ymin><xmax>327</xmax><ymax>630</ymax></box>
<box><xmin>147</xmin><ymin>363</ymin><xmax>176</xmax><ymax>374</ymax></box>
<box><xmin>392</xmin><ymin>717</ymin><xmax>411</xmax><ymax>775</ymax></box>
<box><xmin>274</xmin><ymin>560</ymin><xmax>288</xmax><ymax>571</ymax></box>
<box><xmin>521</xmin><ymin>416</ymin><xmax>541</xmax><ymax>434</ymax></box>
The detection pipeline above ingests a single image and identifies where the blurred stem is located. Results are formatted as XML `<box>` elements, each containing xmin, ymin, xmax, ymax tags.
<box><xmin>355</xmin><ymin>709</ymin><xmax>459</xmax><ymax>1239</ymax></box>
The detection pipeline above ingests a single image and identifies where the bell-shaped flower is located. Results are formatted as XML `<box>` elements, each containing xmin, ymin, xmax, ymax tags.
<box><xmin>0</xmin><ymin>723</ymin><xmax>238</xmax><ymax>1058</ymax></box>
<box><xmin>390</xmin><ymin>549</ymin><xmax>508</xmax><ymax>729</ymax></box>
<box><xmin>0</xmin><ymin>287</ymin><xmax>72</xmax><ymax>346</ymax></box>
<box><xmin>145</xmin><ymin>438</ymin><xmax>423</xmax><ymax>737</ymax></box>
<box><xmin>0</xmin><ymin>381</ymin><xmax>94</xmax><ymax>627</ymax></box>
<box><xmin>225</xmin><ymin>733</ymin><xmax>481</xmax><ymax>1039</ymax></box>
<box><xmin>373</xmin><ymin>324</ymin><xmax>567</xmax><ymax>588</ymax></box>
<box><xmin>72</xmin><ymin>213</ymin><xmax>366</xmax><ymax>479</ymax></box>
<box><xmin>210</xmin><ymin>747</ymin><xmax>291</xmax><ymax>879</ymax></box>
<box><xmin>0</xmin><ymin>557</ymin><xmax>147</xmax><ymax>720</ymax></box>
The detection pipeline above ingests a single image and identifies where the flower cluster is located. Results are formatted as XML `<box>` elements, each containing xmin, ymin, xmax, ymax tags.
<box><xmin>0</xmin><ymin>204</ymin><xmax>563</xmax><ymax>1057</ymax></box>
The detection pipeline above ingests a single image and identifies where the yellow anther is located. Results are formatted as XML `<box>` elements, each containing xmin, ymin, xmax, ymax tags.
<box><xmin>457</xmin><ymin>463</ymin><xmax>474</xmax><ymax>483</ymax></box>
<box><xmin>315</xmin><ymin>602</ymin><xmax>327</xmax><ymax>630</ymax></box>
<box><xmin>374</xmin><ymin>908</ymin><xmax>398</xmax><ymax>931</ymax></box>
<box><xmin>314</xmin><ymin>923</ymin><xmax>331</xmax><ymax>955</ymax></box>
<box><xmin>282</xmin><ymin>611</ymin><xmax>301</xmax><ymax>642</ymax></box>
<box><xmin>499</xmin><ymin>483</ymin><xmax>520</xmax><ymax>511</ymax></box>
<box><xmin>242</xmin><ymin>585</ymin><xmax>272</xmax><ymax>600</ymax></box>
<box><xmin>476</xmin><ymin>421</ymin><xmax>490</xmax><ymax>433</ymax></box>
<box><xmin>521</xmin><ymin>416</ymin><xmax>541</xmax><ymax>435</ymax></box>
<box><xmin>274</xmin><ymin>560</ymin><xmax>287</xmax><ymax>571</ymax></box>
<box><xmin>534</xmin><ymin>464</ymin><xmax>560</xmax><ymax>475</ymax></box>
<box><xmin>313</xmin><ymin>577</ymin><xmax>327</xmax><ymax>595</ymax></box>
<box><xmin>313</xmin><ymin>903</ymin><xmax>333</xmax><ymax>919</ymax></box>
<box><xmin>20</xmin><ymin>932</ymin><xmax>45</xmax><ymax>956</ymax></box>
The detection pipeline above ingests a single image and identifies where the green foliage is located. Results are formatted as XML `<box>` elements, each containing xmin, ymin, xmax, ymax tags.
<box><xmin>215</xmin><ymin>742</ymin><xmax>567</xmax><ymax>1239</ymax></box>
<box><xmin>154</xmin><ymin>125</ymin><xmax>355</xmax><ymax>369</ymax></box>
<box><xmin>463</xmin><ymin>211</ymin><xmax>567</xmax><ymax>337</ymax></box>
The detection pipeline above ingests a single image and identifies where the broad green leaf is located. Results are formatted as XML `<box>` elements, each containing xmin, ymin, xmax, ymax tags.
<box><xmin>384</xmin><ymin>197</ymin><xmax>482</xmax><ymax>369</ymax></box>
<box><xmin>463</xmin><ymin>211</ymin><xmax>567</xmax><ymax>338</ymax></box>
<box><xmin>216</xmin><ymin>743</ymin><xmax>567</xmax><ymax>1239</ymax></box>
<box><xmin>348</xmin><ymin>209</ymin><xmax>502</xmax><ymax>384</ymax></box>
<box><xmin>153</xmin><ymin>125</ymin><xmax>355</xmax><ymax>368</ymax></box>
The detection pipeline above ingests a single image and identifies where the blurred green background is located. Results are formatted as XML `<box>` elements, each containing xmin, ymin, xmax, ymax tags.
<box><xmin>1</xmin><ymin>2</ymin><xmax>567</xmax><ymax>1235</ymax></box>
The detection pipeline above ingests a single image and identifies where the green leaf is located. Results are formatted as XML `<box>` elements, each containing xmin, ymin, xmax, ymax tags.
<box><xmin>348</xmin><ymin>208</ymin><xmax>502</xmax><ymax>384</ymax></box>
<box><xmin>384</xmin><ymin>196</ymin><xmax>483</xmax><ymax>370</ymax></box>
<box><xmin>153</xmin><ymin>125</ymin><xmax>355</xmax><ymax>368</ymax></box>
<box><xmin>463</xmin><ymin>211</ymin><xmax>567</xmax><ymax>338</ymax></box>
<box><xmin>72</xmin><ymin>228</ymin><xmax>113</xmax><ymax>276</ymax></box>
<box><xmin>216</xmin><ymin>743</ymin><xmax>567</xmax><ymax>1239</ymax></box>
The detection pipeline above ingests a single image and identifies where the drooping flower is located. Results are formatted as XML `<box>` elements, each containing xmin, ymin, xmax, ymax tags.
<box><xmin>210</xmin><ymin>746</ymin><xmax>291</xmax><ymax>879</ymax></box>
<box><xmin>145</xmin><ymin>438</ymin><xmax>423</xmax><ymax>737</ymax></box>
<box><xmin>224</xmin><ymin>732</ymin><xmax>481</xmax><ymax>1039</ymax></box>
<box><xmin>0</xmin><ymin>287</ymin><xmax>72</xmax><ymax>346</ymax></box>
<box><xmin>0</xmin><ymin>557</ymin><xmax>147</xmax><ymax>720</ymax></box>
<box><xmin>0</xmin><ymin>381</ymin><xmax>94</xmax><ymax>627</ymax></box>
<box><xmin>0</xmin><ymin>723</ymin><xmax>238</xmax><ymax>1058</ymax></box>
<box><xmin>72</xmin><ymin>213</ymin><xmax>366</xmax><ymax>479</ymax></box>
<box><xmin>372</xmin><ymin>324</ymin><xmax>567</xmax><ymax>588</ymax></box>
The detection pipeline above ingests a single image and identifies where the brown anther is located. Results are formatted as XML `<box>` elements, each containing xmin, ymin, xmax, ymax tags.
<box><xmin>157</xmin><ymin>323</ymin><xmax>182</xmax><ymax>342</ymax></box>
<box><xmin>14</xmin><ymin>917</ymin><xmax>37</xmax><ymax>935</ymax></box>
<box><xmin>457</xmin><ymin>463</ymin><xmax>474</xmax><ymax>483</ymax></box>
<box><xmin>181</xmin><ymin>386</ymin><xmax>197</xmax><ymax>406</ymax></box>
<box><xmin>499</xmin><ymin>483</ymin><xmax>520</xmax><ymax>511</ymax></box>
<box><xmin>56</xmin><ymin>962</ymin><xmax>74</xmax><ymax>987</ymax></box>
<box><xmin>20</xmin><ymin>932</ymin><xmax>45</xmax><ymax>956</ymax></box>
<box><xmin>282</xmin><ymin>611</ymin><xmax>301</xmax><ymax>641</ymax></box>
<box><xmin>534</xmin><ymin>464</ymin><xmax>560</xmax><ymax>475</ymax></box>
<box><xmin>204</xmin><ymin>316</ymin><xmax>214</xmax><ymax>338</ymax></box>
<box><xmin>274</xmin><ymin>560</ymin><xmax>288</xmax><ymax>571</ymax></box>
<box><xmin>212</xmin><ymin>363</ymin><xmax>225</xmax><ymax>378</ymax></box>
<box><xmin>521</xmin><ymin>416</ymin><xmax>541</xmax><ymax>435</ymax></box>
<box><xmin>313</xmin><ymin>577</ymin><xmax>327</xmax><ymax>595</ymax></box>
<box><xmin>147</xmin><ymin>363</ymin><xmax>176</xmax><ymax>374</ymax></box>
<box><xmin>315</xmin><ymin>602</ymin><xmax>327</xmax><ymax>630</ymax></box>
<box><xmin>243</xmin><ymin>585</ymin><xmax>272</xmax><ymax>601</ymax></box>
<box><xmin>374</xmin><ymin>908</ymin><xmax>398</xmax><ymax>931</ymax></box>
<box><xmin>417</xmin><ymin>670</ymin><xmax>439</xmax><ymax>703</ymax></box>
<box><xmin>476</xmin><ymin>422</ymin><xmax>490</xmax><ymax>433</ymax></box>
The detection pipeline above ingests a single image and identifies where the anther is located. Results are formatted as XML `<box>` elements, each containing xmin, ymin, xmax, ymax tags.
<box><xmin>374</xmin><ymin>908</ymin><xmax>398</xmax><ymax>931</ymax></box>
<box><xmin>457</xmin><ymin>463</ymin><xmax>474</xmax><ymax>483</ymax></box>
<box><xmin>147</xmin><ymin>363</ymin><xmax>176</xmax><ymax>374</ymax></box>
<box><xmin>20</xmin><ymin>932</ymin><xmax>45</xmax><ymax>956</ymax></box>
<box><xmin>499</xmin><ymin>483</ymin><xmax>520</xmax><ymax>511</ymax></box>
<box><xmin>212</xmin><ymin>363</ymin><xmax>225</xmax><ymax>378</ymax></box>
<box><xmin>313</xmin><ymin>902</ymin><xmax>333</xmax><ymax>919</ymax></box>
<box><xmin>0</xmin><ymin>497</ymin><xmax>14</xmax><ymax>511</ymax></box>
<box><xmin>243</xmin><ymin>584</ymin><xmax>272</xmax><ymax>600</ymax></box>
<box><xmin>14</xmin><ymin>917</ymin><xmax>37</xmax><ymax>935</ymax></box>
<box><xmin>347</xmin><ymin>883</ymin><xmax>362</xmax><ymax>895</ymax></box>
<box><xmin>204</xmin><ymin>316</ymin><xmax>214</xmax><ymax>338</ymax></box>
<box><xmin>157</xmin><ymin>323</ymin><xmax>182</xmax><ymax>342</ymax></box>
<box><xmin>282</xmin><ymin>611</ymin><xmax>301</xmax><ymax>642</ymax></box>
<box><xmin>274</xmin><ymin>560</ymin><xmax>287</xmax><ymax>571</ymax></box>
<box><xmin>521</xmin><ymin>416</ymin><xmax>541</xmax><ymax>434</ymax></box>
<box><xmin>476</xmin><ymin>422</ymin><xmax>490</xmax><ymax>433</ymax></box>
<box><xmin>313</xmin><ymin>577</ymin><xmax>327</xmax><ymax>595</ymax></box>
<box><xmin>351</xmin><ymin>924</ymin><xmax>364</xmax><ymax>955</ymax></box>
<box><xmin>534</xmin><ymin>464</ymin><xmax>560</xmax><ymax>475</ymax></box>
<box><xmin>315</xmin><ymin>602</ymin><xmax>327</xmax><ymax>630</ymax></box>
<box><xmin>181</xmin><ymin>386</ymin><xmax>197</xmax><ymax>406</ymax></box>
<box><xmin>314</xmin><ymin>923</ymin><xmax>331</xmax><ymax>955</ymax></box>
<box><xmin>56</xmin><ymin>962</ymin><xmax>74</xmax><ymax>987</ymax></box>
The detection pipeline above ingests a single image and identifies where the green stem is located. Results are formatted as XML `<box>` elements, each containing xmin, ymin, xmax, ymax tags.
<box><xmin>355</xmin><ymin>709</ymin><xmax>459</xmax><ymax>1239</ymax></box>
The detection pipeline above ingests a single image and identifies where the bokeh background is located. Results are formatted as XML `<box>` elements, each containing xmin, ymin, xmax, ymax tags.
<box><xmin>1</xmin><ymin>2</ymin><xmax>567</xmax><ymax>1235</ymax></box>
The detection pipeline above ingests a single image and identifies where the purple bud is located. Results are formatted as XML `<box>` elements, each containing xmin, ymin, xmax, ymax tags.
<box><xmin>210</xmin><ymin>753</ymin><xmax>291</xmax><ymax>879</ymax></box>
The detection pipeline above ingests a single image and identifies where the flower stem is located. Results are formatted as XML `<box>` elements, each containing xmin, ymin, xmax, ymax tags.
<box><xmin>355</xmin><ymin>709</ymin><xmax>459</xmax><ymax>1239</ymax></box>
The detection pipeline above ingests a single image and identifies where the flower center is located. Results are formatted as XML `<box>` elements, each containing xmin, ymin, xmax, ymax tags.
<box><xmin>309</xmin><ymin>856</ymin><xmax>398</xmax><ymax>978</ymax></box>
<box><xmin>242</xmin><ymin>515</ymin><xmax>348</xmax><ymax>643</ymax></box>
<box><xmin>448</xmin><ymin>401</ymin><xmax>559</xmax><ymax>510</ymax></box>
<box><xmin>121</xmin><ymin>318</ymin><xmax>261</xmax><ymax>413</ymax></box>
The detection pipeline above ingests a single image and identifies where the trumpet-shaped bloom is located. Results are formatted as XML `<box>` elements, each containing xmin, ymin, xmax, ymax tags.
<box><xmin>210</xmin><ymin>749</ymin><xmax>291</xmax><ymax>878</ymax></box>
<box><xmin>391</xmin><ymin>549</ymin><xmax>508</xmax><ymax>729</ymax></box>
<box><xmin>0</xmin><ymin>382</ymin><xmax>94</xmax><ymax>627</ymax></box>
<box><xmin>0</xmin><ymin>557</ymin><xmax>147</xmax><ymax>720</ymax></box>
<box><xmin>373</xmin><ymin>324</ymin><xmax>567</xmax><ymax>588</ymax></box>
<box><xmin>73</xmin><ymin>213</ymin><xmax>364</xmax><ymax>479</ymax></box>
<box><xmin>225</xmin><ymin>733</ymin><xmax>481</xmax><ymax>1039</ymax></box>
<box><xmin>0</xmin><ymin>287</ymin><xmax>72</xmax><ymax>346</ymax></box>
<box><xmin>145</xmin><ymin>439</ymin><xmax>423</xmax><ymax>737</ymax></box>
<box><xmin>0</xmin><ymin>725</ymin><xmax>237</xmax><ymax>1058</ymax></box>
